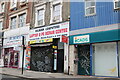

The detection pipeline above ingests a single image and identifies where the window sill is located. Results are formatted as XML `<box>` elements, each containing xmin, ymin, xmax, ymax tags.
<box><xmin>10</xmin><ymin>26</ymin><xmax>27</xmax><ymax>30</ymax></box>
<box><xmin>18</xmin><ymin>24</ymin><xmax>26</xmax><ymax>28</ymax></box>
<box><xmin>20</xmin><ymin>2</ymin><xmax>28</xmax><ymax>7</ymax></box>
<box><xmin>50</xmin><ymin>20</ymin><xmax>62</xmax><ymax>24</ymax></box>
<box><xmin>34</xmin><ymin>24</ymin><xmax>45</xmax><ymax>28</ymax></box>
<box><xmin>114</xmin><ymin>8</ymin><xmax>120</xmax><ymax>10</ymax></box>
<box><xmin>85</xmin><ymin>13</ymin><xmax>96</xmax><ymax>17</ymax></box>
<box><xmin>10</xmin><ymin>7</ymin><xmax>17</xmax><ymax>11</ymax></box>
<box><xmin>0</xmin><ymin>12</ymin><xmax>4</xmax><ymax>15</ymax></box>
<box><xmin>10</xmin><ymin>28</ymin><xmax>17</xmax><ymax>30</ymax></box>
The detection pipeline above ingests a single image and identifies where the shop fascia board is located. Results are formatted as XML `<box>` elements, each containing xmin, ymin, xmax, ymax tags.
<box><xmin>4</xmin><ymin>26</ymin><xmax>29</xmax><ymax>38</ymax></box>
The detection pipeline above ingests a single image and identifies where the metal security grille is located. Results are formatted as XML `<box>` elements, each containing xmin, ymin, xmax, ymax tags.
<box><xmin>30</xmin><ymin>45</ymin><xmax>53</xmax><ymax>72</ymax></box>
<box><xmin>78</xmin><ymin>45</ymin><xmax>90</xmax><ymax>75</ymax></box>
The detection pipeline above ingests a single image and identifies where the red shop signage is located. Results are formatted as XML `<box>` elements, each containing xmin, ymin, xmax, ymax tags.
<box><xmin>61</xmin><ymin>35</ymin><xmax>68</xmax><ymax>43</ymax></box>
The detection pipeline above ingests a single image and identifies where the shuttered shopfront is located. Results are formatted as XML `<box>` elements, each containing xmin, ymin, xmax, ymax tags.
<box><xmin>69</xmin><ymin>29</ymin><xmax>120</xmax><ymax>77</ymax></box>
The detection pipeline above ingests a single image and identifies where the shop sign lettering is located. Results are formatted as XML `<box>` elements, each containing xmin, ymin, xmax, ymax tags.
<box><xmin>74</xmin><ymin>35</ymin><xmax>90</xmax><ymax>44</ymax></box>
<box><xmin>3</xmin><ymin>36</ymin><xmax>22</xmax><ymax>47</ymax></box>
<box><xmin>30</xmin><ymin>38</ymin><xmax>53</xmax><ymax>44</ymax></box>
<box><xmin>29</xmin><ymin>22</ymin><xmax>69</xmax><ymax>41</ymax></box>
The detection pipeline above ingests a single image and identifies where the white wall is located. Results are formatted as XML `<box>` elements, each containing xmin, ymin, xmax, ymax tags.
<box><xmin>18</xmin><ymin>47</ymin><xmax>23</xmax><ymax>68</ymax></box>
<box><xmin>69</xmin><ymin>45</ymin><xmax>78</xmax><ymax>75</ymax></box>
<box><xmin>3</xmin><ymin>28</ymin><xmax>29</xmax><ymax>69</ymax></box>
<box><xmin>4</xmin><ymin>27</ymin><xmax>29</xmax><ymax>38</ymax></box>
<box><xmin>118</xmin><ymin>41</ymin><xmax>120</xmax><ymax>76</ymax></box>
<box><xmin>64</xmin><ymin>43</ymin><xmax>69</xmax><ymax>73</ymax></box>
<box><xmin>0</xmin><ymin>48</ymin><xmax>4</xmax><ymax>67</ymax></box>
<box><xmin>93</xmin><ymin>42</ymin><xmax>118</xmax><ymax>77</ymax></box>
<box><xmin>18</xmin><ymin>42</ymin><xmax>28</xmax><ymax>69</ymax></box>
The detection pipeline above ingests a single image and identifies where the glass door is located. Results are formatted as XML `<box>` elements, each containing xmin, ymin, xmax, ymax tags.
<box><xmin>13</xmin><ymin>52</ymin><xmax>19</xmax><ymax>68</ymax></box>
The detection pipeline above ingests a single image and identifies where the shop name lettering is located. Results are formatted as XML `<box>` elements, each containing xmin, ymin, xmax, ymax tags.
<box><xmin>30</xmin><ymin>28</ymin><xmax>68</xmax><ymax>38</ymax></box>
<box><xmin>5</xmin><ymin>42</ymin><xmax>21</xmax><ymax>45</ymax></box>
<box><xmin>74</xmin><ymin>35</ymin><xmax>89</xmax><ymax>43</ymax></box>
<box><xmin>34</xmin><ymin>26</ymin><xmax>59</xmax><ymax>32</ymax></box>
<box><xmin>9</xmin><ymin>36</ymin><xmax>22</xmax><ymax>41</ymax></box>
<box><xmin>75</xmin><ymin>38</ymin><xmax>88</xmax><ymax>42</ymax></box>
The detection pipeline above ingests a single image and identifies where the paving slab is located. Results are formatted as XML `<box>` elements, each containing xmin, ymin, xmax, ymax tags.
<box><xmin>0</xmin><ymin>68</ymin><xmax>120</xmax><ymax>80</ymax></box>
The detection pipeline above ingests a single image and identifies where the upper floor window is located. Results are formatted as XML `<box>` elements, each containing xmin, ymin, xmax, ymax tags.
<box><xmin>0</xmin><ymin>21</ymin><xmax>3</xmax><ymax>30</ymax></box>
<box><xmin>37</xmin><ymin>9</ymin><xmax>44</xmax><ymax>26</ymax></box>
<box><xmin>114</xmin><ymin>0</ymin><xmax>120</xmax><ymax>9</ymax></box>
<box><xmin>50</xmin><ymin>1</ymin><xmax>62</xmax><ymax>23</ymax></box>
<box><xmin>35</xmin><ymin>5</ymin><xmax>45</xmax><ymax>27</ymax></box>
<box><xmin>10</xmin><ymin>0</ymin><xmax>17</xmax><ymax>9</ymax></box>
<box><xmin>18</xmin><ymin>13</ymin><xmax>26</xmax><ymax>27</ymax></box>
<box><xmin>1</xmin><ymin>3</ymin><xmax>5</xmax><ymax>12</ymax></box>
<box><xmin>85</xmin><ymin>0</ymin><xmax>96</xmax><ymax>16</ymax></box>
<box><xmin>53</xmin><ymin>4</ymin><xmax>61</xmax><ymax>22</ymax></box>
<box><xmin>11</xmin><ymin>16</ymin><xmax>17</xmax><ymax>29</ymax></box>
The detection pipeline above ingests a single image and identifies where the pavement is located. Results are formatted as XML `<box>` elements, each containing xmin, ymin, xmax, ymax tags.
<box><xmin>0</xmin><ymin>67</ymin><xmax>120</xmax><ymax>80</ymax></box>
<box><xmin>2</xmin><ymin>74</ymin><xmax>29</xmax><ymax>80</ymax></box>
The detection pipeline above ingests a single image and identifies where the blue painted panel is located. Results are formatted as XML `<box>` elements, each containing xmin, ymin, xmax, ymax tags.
<box><xmin>70</xmin><ymin>1</ymin><xmax>120</xmax><ymax>31</ymax></box>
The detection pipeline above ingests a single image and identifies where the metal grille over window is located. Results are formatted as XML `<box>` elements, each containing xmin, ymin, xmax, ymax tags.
<box><xmin>37</xmin><ymin>9</ymin><xmax>44</xmax><ymax>26</ymax></box>
<box><xmin>19</xmin><ymin>13</ymin><xmax>26</xmax><ymax>27</ymax></box>
<box><xmin>11</xmin><ymin>17</ymin><xmax>17</xmax><ymax>29</ymax></box>
<box><xmin>53</xmin><ymin>4</ymin><xmax>60</xmax><ymax>22</ymax></box>
<box><xmin>85</xmin><ymin>0</ymin><xmax>96</xmax><ymax>16</ymax></box>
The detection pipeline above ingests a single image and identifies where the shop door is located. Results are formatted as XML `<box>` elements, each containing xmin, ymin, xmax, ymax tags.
<box><xmin>57</xmin><ymin>49</ymin><xmax>64</xmax><ymax>73</ymax></box>
<box><xmin>12</xmin><ymin>52</ymin><xmax>19</xmax><ymax>68</ymax></box>
<box><xmin>78</xmin><ymin>45</ymin><xmax>90</xmax><ymax>75</ymax></box>
<box><xmin>9</xmin><ymin>51</ymin><xmax>19</xmax><ymax>68</ymax></box>
<box><xmin>4</xmin><ymin>52</ymin><xmax>10</xmax><ymax>67</ymax></box>
<box><xmin>30</xmin><ymin>46</ymin><xmax>53</xmax><ymax>72</ymax></box>
<box><xmin>9</xmin><ymin>52</ymin><xmax>14</xmax><ymax>67</ymax></box>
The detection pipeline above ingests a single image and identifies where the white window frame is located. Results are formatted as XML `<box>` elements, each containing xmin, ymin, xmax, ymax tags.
<box><xmin>85</xmin><ymin>0</ymin><xmax>96</xmax><ymax>16</ymax></box>
<box><xmin>35</xmin><ymin>5</ymin><xmax>45</xmax><ymax>27</ymax></box>
<box><xmin>10</xmin><ymin>0</ymin><xmax>17</xmax><ymax>9</ymax></box>
<box><xmin>9</xmin><ymin>10</ymin><xmax>27</xmax><ymax>29</ymax></box>
<box><xmin>0</xmin><ymin>2</ymin><xmax>5</xmax><ymax>13</ymax></box>
<box><xmin>0</xmin><ymin>21</ymin><xmax>3</xmax><ymax>30</ymax></box>
<box><xmin>10</xmin><ymin>16</ymin><xmax>17</xmax><ymax>29</ymax></box>
<box><xmin>50</xmin><ymin>0</ymin><xmax>62</xmax><ymax>24</ymax></box>
<box><xmin>114</xmin><ymin>0</ymin><xmax>120</xmax><ymax>9</ymax></box>
<box><xmin>18</xmin><ymin>13</ymin><xmax>26</xmax><ymax>27</ymax></box>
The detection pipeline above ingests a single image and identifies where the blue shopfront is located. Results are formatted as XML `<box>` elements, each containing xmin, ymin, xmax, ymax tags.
<box><xmin>69</xmin><ymin>29</ymin><xmax>120</xmax><ymax>77</ymax></box>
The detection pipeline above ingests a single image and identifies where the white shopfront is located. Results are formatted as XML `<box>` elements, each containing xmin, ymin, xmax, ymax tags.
<box><xmin>92</xmin><ymin>42</ymin><xmax>118</xmax><ymax>77</ymax></box>
<box><xmin>3</xmin><ymin>27</ymin><xmax>29</xmax><ymax>68</ymax></box>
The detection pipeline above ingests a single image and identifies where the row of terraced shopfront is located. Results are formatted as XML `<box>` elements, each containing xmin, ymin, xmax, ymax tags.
<box><xmin>3</xmin><ymin>21</ymin><xmax>69</xmax><ymax>73</ymax></box>
<box><xmin>0</xmin><ymin>0</ymin><xmax>120</xmax><ymax>78</ymax></box>
<box><xmin>1</xmin><ymin>0</ymin><xmax>70</xmax><ymax>74</ymax></box>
